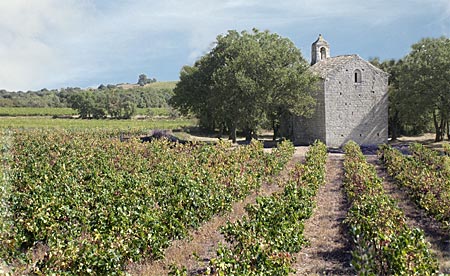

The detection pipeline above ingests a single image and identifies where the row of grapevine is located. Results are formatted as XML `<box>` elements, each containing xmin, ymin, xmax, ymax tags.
<box><xmin>378</xmin><ymin>143</ymin><xmax>450</xmax><ymax>228</ymax></box>
<box><xmin>0</xmin><ymin>130</ymin><xmax>14</xmax><ymax>274</ymax></box>
<box><xmin>0</xmin><ymin>129</ymin><xmax>293</xmax><ymax>275</ymax></box>
<box><xmin>196</xmin><ymin>141</ymin><xmax>327</xmax><ymax>275</ymax></box>
<box><xmin>343</xmin><ymin>141</ymin><xmax>438</xmax><ymax>275</ymax></box>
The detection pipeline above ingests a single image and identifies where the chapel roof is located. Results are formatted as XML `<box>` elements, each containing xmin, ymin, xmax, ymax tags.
<box><xmin>312</xmin><ymin>34</ymin><xmax>329</xmax><ymax>46</ymax></box>
<box><xmin>309</xmin><ymin>54</ymin><xmax>388</xmax><ymax>78</ymax></box>
<box><xmin>309</xmin><ymin>55</ymin><xmax>357</xmax><ymax>78</ymax></box>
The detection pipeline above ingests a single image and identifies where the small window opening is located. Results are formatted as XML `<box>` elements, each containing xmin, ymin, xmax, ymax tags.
<box><xmin>359</xmin><ymin>134</ymin><xmax>362</xmax><ymax>137</ymax></box>
<box><xmin>320</xmin><ymin>47</ymin><xmax>326</xmax><ymax>60</ymax></box>
<box><xmin>354</xmin><ymin>69</ymin><xmax>362</xmax><ymax>83</ymax></box>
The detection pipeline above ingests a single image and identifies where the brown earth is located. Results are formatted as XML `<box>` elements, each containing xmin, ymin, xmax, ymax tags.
<box><xmin>292</xmin><ymin>153</ymin><xmax>354</xmax><ymax>275</ymax></box>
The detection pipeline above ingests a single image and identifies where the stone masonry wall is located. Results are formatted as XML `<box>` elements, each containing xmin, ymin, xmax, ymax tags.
<box><xmin>324</xmin><ymin>59</ymin><xmax>388</xmax><ymax>147</ymax></box>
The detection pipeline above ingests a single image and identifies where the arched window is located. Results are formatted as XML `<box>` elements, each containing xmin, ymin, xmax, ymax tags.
<box><xmin>320</xmin><ymin>47</ymin><xmax>326</xmax><ymax>60</ymax></box>
<box><xmin>354</xmin><ymin>69</ymin><xmax>362</xmax><ymax>83</ymax></box>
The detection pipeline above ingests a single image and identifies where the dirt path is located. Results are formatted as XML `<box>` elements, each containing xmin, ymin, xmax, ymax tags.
<box><xmin>127</xmin><ymin>147</ymin><xmax>309</xmax><ymax>275</ymax></box>
<box><xmin>293</xmin><ymin>153</ymin><xmax>354</xmax><ymax>275</ymax></box>
<box><xmin>366</xmin><ymin>155</ymin><xmax>450</xmax><ymax>274</ymax></box>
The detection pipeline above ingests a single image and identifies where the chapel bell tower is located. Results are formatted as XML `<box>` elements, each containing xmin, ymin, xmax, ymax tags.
<box><xmin>311</xmin><ymin>34</ymin><xmax>330</xmax><ymax>65</ymax></box>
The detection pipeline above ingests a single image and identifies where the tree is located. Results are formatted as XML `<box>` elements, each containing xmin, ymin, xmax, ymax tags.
<box><xmin>399</xmin><ymin>37</ymin><xmax>450</xmax><ymax>141</ymax></box>
<box><xmin>105</xmin><ymin>88</ymin><xmax>137</xmax><ymax>119</ymax></box>
<box><xmin>171</xmin><ymin>29</ymin><xmax>317</xmax><ymax>142</ymax></box>
<box><xmin>138</xmin><ymin>74</ymin><xmax>149</xmax><ymax>86</ymax></box>
<box><xmin>138</xmin><ymin>74</ymin><xmax>157</xmax><ymax>86</ymax></box>
<box><xmin>68</xmin><ymin>91</ymin><xmax>97</xmax><ymax>119</ymax></box>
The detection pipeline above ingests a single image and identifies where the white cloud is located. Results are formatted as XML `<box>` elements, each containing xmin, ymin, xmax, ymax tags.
<box><xmin>0</xmin><ymin>0</ymin><xmax>448</xmax><ymax>90</ymax></box>
<box><xmin>0</xmin><ymin>1</ymin><xmax>95</xmax><ymax>90</ymax></box>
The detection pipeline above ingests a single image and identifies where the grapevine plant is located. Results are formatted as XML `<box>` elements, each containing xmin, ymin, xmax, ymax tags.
<box><xmin>203</xmin><ymin>140</ymin><xmax>327</xmax><ymax>275</ymax></box>
<box><xmin>379</xmin><ymin>143</ymin><xmax>450</xmax><ymax>228</ymax></box>
<box><xmin>0</xmin><ymin>129</ymin><xmax>293</xmax><ymax>275</ymax></box>
<box><xmin>343</xmin><ymin>141</ymin><xmax>438</xmax><ymax>275</ymax></box>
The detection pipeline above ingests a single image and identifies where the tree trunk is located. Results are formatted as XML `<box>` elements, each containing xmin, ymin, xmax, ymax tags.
<box><xmin>389</xmin><ymin>111</ymin><xmax>399</xmax><ymax>141</ymax></box>
<box><xmin>229</xmin><ymin>123</ymin><xmax>237</xmax><ymax>143</ymax></box>
<box><xmin>272</xmin><ymin>120</ymin><xmax>279</xmax><ymax>141</ymax></box>
<box><xmin>433</xmin><ymin>111</ymin><xmax>443</xmax><ymax>142</ymax></box>
<box><xmin>243</xmin><ymin>127</ymin><xmax>254</xmax><ymax>142</ymax></box>
<box><xmin>391</xmin><ymin>126</ymin><xmax>398</xmax><ymax>141</ymax></box>
<box><xmin>218</xmin><ymin>123</ymin><xmax>223</xmax><ymax>139</ymax></box>
<box><xmin>245</xmin><ymin>130</ymin><xmax>252</xmax><ymax>142</ymax></box>
<box><xmin>447</xmin><ymin>119</ymin><xmax>450</xmax><ymax>141</ymax></box>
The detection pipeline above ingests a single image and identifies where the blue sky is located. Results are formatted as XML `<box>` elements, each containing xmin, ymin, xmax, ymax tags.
<box><xmin>0</xmin><ymin>0</ymin><xmax>449</xmax><ymax>91</ymax></box>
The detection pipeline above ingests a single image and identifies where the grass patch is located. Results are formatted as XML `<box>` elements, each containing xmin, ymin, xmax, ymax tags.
<box><xmin>0</xmin><ymin>117</ymin><xmax>197</xmax><ymax>131</ymax></box>
<box><xmin>145</xmin><ymin>81</ymin><xmax>177</xmax><ymax>90</ymax></box>
<box><xmin>0</xmin><ymin>107</ymin><xmax>77</xmax><ymax>117</ymax></box>
<box><xmin>136</xmin><ymin>107</ymin><xmax>171</xmax><ymax>116</ymax></box>
<box><xmin>0</xmin><ymin>107</ymin><xmax>173</xmax><ymax>118</ymax></box>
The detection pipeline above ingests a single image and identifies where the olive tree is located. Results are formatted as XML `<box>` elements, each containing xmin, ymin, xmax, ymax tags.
<box><xmin>399</xmin><ymin>37</ymin><xmax>450</xmax><ymax>141</ymax></box>
<box><xmin>171</xmin><ymin>29</ymin><xmax>317</xmax><ymax>142</ymax></box>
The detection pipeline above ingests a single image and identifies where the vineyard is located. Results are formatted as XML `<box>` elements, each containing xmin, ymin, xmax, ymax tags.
<box><xmin>343</xmin><ymin>142</ymin><xmax>438</xmax><ymax>275</ymax></box>
<box><xmin>0</xmin><ymin>129</ymin><xmax>293</xmax><ymax>274</ymax></box>
<box><xmin>204</xmin><ymin>141</ymin><xmax>327</xmax><ymax>275</ymax></box>
<box><xmin>379</xmin><ymin>143</ymin><xmax>450</xmax><ymax>228</ymax></box>
<box><xmin>0</xmin><ymin>130</ymin><xmax>449</xmax><ymax>275</ymax></box>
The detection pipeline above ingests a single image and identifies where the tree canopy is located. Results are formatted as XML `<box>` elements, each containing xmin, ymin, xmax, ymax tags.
<box><xmin>371</xmin><ymin>36</ymin><xmax>450</xmax><ymax>141</ymax></box>
<box><xmin>399</xmin><ymin>37</ymin><xmax>450</xmax><ymax>141</ymax></box>
<box><xmin>170</xmin><ymin>29</ymin><xmax>317</xmax><ymax>142</ymax></box>
<box><xmin>137</xmin><ymin>74</ymin><xmax>157</xmax><ymax>86</ymax></box>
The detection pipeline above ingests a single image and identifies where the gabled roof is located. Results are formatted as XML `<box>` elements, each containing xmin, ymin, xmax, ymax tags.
<box><xmin>309</xmin><ymin>54</ymin><xmax>388</xmax><ymax>78</ymax></box>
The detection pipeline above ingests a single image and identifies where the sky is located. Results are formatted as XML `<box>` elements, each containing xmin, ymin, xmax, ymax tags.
<box><xmin>0</xmin><ymin>0</ymin><xmax>449</xmax><ymax>91</ymax></box>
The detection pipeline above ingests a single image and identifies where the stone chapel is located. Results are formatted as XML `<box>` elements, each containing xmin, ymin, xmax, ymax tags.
<box><xmin>283</xmin><ymin>34</ymin><xmax>389</xmax><ymax>147</ymax></box>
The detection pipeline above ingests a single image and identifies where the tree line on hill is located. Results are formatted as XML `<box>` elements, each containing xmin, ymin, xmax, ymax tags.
<box><xmin>0</xmin><ymin>81</ymin><xmax>174</xmax><ymax>119</ymax></box>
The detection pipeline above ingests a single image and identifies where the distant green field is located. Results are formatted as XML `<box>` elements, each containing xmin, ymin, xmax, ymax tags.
<box><xmin>117</xmin><ymin>81</ymin><xmax>177</xmax><ymax>90</ymax></box>
<box><xmin>0</xmin><ymin>107</ymin><xmax>171</xmax><ymax>117</ymax></box>
<box><xmin>136</xmin><ymin>107</ymin><xmax>171</xmax><ymax>116</ymax></box>
<box><xmin>0</xmin><ymin>107</ymin><xmax>77</xmax><ymax>116</ymax></box>
<box><xmin>146</xmin><ymin>81</ymin><xmax>177</xmax><ymax>90</ymax></box>
<box><xmin>0</xmin><ymin>117</ymin><xmax>196</xmax><ymax>131</ymax></box>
